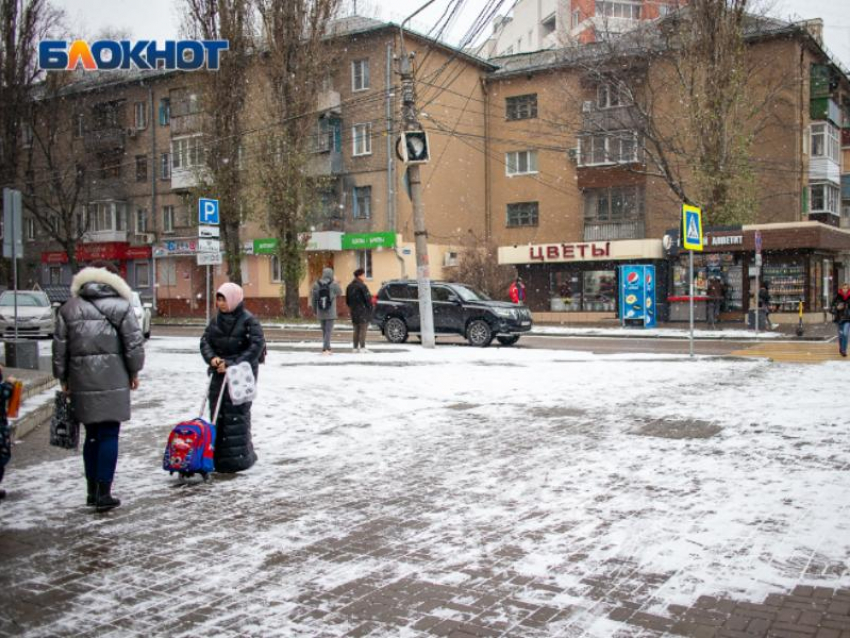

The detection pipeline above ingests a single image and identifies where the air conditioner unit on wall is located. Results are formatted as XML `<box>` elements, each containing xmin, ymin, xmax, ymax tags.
<box><xmin>582</xmin><ymin>100</ymin><xmax>594</xmax><ymax>113</ymax></box>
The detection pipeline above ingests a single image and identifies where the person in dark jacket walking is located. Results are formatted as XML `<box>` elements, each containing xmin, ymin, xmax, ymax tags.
<box><xmin>758</xmin><ymin>281</ymin><xmax>775</xmax><ymax>329</ymax></box>
<box><xmin>200</xmin><ymin>282</ymin><xmax>265</xmax><ymax>473</ymax></box>
<box><xmin>310</xmin><ymin>267</ymin><xmax>343</xmax><ymax>355</ymax></box>
<box><xmin>346</xmin><ymin>268</ymin><xmax>373</xmax><ymax>353</ymax></box>
<box><xmin>830</xmin><ymin>282</ymin><xmax>850</xmax><ymax>357</ymax></box>
<box><xmin>53</xmin><ymin>261</ymin><xmax>145</xmax><ymax>512</ymax></box>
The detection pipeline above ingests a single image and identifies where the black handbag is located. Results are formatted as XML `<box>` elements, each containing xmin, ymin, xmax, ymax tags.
<box><xmin>49</xmin><ymin>391</ymin><xmax>80</xmax><ymax>450</ymax></box>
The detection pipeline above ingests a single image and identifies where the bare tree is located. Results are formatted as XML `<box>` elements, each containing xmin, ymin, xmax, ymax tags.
<box><xmin>447</xmin><ymin>232</ymin><xmax>514</xmax><ymax>300</ymax></box>
<box><xmin>254</xmin><ymin>0</ymin><xmax>340</xmax><ymax>317</ymax></box>
<box><xmin>562</xmin><ymin>0</ymin><xmax>793</xmax><ymax>226</ymax></box>
<box><xmin>182</xmin><ymin>0</ymin><xmax>254</xmax><ymax>285</ymax></box>
<box><xmin>21</xmin><ymin>72</ymin><xmax>91</xmax><ymax>272</ymax></box>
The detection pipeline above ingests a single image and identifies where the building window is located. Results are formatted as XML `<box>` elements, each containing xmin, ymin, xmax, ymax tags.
<box><xmin>597</xmin><ymin>83</ymin><xmax>623</xmax><ymax>109</ymax></box>
<box><xmin>49</xmin><ymin>266</ymin><xmax>62</xmax><ymax>285</ymax></box>
<box><xmin>506</xmin><ymin>94</ymin><xmax>538</xmax><ymax>121</ymax></box>
<box><xmin>86</xmin><ymin>201</ymin><xmax>127</xmax><ymax>232</ymax></box>
<box><xmin>22</xmin><ymin>122</ymin><xmax>33</xmax><ymax>147</ymax></box>
<box><xmin>136</xmin><ymin>262</ymin><xmax>151</xmax><ymax>288</ymax></box>
<box><xmin>163</xmin><ymin>205</ymin><xmax>175</xmax><ymax>233</ymax></box>
<box><xmin>506</xmin><ymin>202</ymin><xmax>539</xmax><ymax>227</ymax></box>
<box><xmin>356</xmin><ymin>250</ymin><xmax>373</xmax><ymax>279</ymax></box>
<box><xmin>595</xmin><ymin>1</ymin><xmax>641</xmax><ymax>20</ymax></box>
<box><xmin>160</xmin><ymin>153</ymin><xmax>171</xmax><ymax>179</ymax></box>
<box><xmin>352</xmin><ymin>59</ymin><xmax>370</xmax><ymax>91</ymax></box>
<box><xmin>578</xmin><ymin>132</ymin><xmax>638</xmax><ymax>166</ymax></box>
<box><xmin>352</xmin><ymin>123</ymin><xmax>372</xmax><ymax>156</ymax></box>
<box><xmin>572</xmin><ymin>9</ymin><xmax>581</xmax><ymax>28</ymax></box>
<box><xmin>172</xmin><ymin>136</ymin><xmax>204</xmax><ymax>169</ymax></box>
<box><xmin>159</xmin><ymin>98</ymin><xmax>171</xmax><ymax>126</ymax></box>
<box><xmin>809</xmin><ymin>183</ymin><xmax>839</xmax><ymax>214</ymax></box>
<box><xmin>73</xmin><ymin>114</ymin><xmax>84</xmax><ymax>138</ymax></box>
<box><xmin>134</xmin><ymin>101</ymin><xmax>147</xmax><ymax>129</ymax></box>
<box><xmin>583</xmin><ymin>185</ymin><xmax>644</xmax><ymax>222</ymax></box>
<box><xmin>159</xmin><ymin>259</ymin><xmax>176</xmax><ymax>286</ymax></box>
<box><xmin>353</xmin><ymin>186</ymin><xmax>372</xmax><ymax>219</ymax></box>
<box><xmin>810</xmin><ymin>122</ymin><xmax>840</xmax><ymax>162</ymax></box>
<box><xmin>135</xmin><ymin>155</ymin><xmax>147</xmax><ymax>182</ymax></box>
<box><xmin>98</xmin><ymin>151</ymin><xmax>122</xmax><ymax>178</ymax></box>
<box><xmin>136</xmin><ymin>208</ymin><xmax>147</xmax><ymax>233</ymax></box>
<box><xmin>506</xmin><ymin>150</ymin><xmax>538</xmax><ymax>176</ymax></box>
<box><xmin>25</xmin><ymin>217</ymin><xmax>36</xmax><ymax>241</ymax></box>
<box><xmin>271</xmin><ymin>255</ymin><xmax>282</xmax><ymax>283</ymax></box>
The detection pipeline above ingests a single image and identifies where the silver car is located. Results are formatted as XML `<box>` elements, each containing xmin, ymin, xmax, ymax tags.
<box><xmin>0</xmin><ymin>290</ymin><xmax>55</xmax><ymax>337</ymax></box>
<box><xmin>131</xmin><ymin>292</ymin><xmax>152</xmax><ymax>340</ymax></box>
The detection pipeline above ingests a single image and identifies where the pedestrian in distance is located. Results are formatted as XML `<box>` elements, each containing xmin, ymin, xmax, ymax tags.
<box><xmin>346</xmin><ymin>268</ymin><xmax>373</xmax><ymax>353</ymax></box>
<box><xmin>0</xmin><ymin>365</ymin><xmax>19</xmax><ymax>502</ymax></box>
<box><xmin>200</xmin><ymin>282</ymin><xmax>265</xmax><ymax>473</ymax></box>
<box><xmin>52</xmin><ymin>261</ymin><xmax>145</xmax><ymax>512</ymax></box>
<box><xmin>830</xmin><ymin>281</ymin><xmax>850</xmax><ymax>357</ymax></box>
<box><xmin>758</xmin><ymin>281</ymin><xmax>775</xmax><ymax>329</ymax></box>
<box><xmin>707</xmin><ymin>276</ymin><xmax>724</xmax><ymax>328</ymax></box>
<box><xmin>509</xmin><ymin>277</ymin><xmax>527</xmax><ymax>305</ymax></box>
<box><xmin>310</xmin><ymin>267</ymin><xmax>343</xmax><ymax>355</ymax></box>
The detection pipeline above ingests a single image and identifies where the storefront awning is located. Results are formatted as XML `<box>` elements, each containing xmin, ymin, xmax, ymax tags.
<box><xmin>498</xmin><ymin>239</ymin><xmax>663</xmax><ymax>265</ymax></box>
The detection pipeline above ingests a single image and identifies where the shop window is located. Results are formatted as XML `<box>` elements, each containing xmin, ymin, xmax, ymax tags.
<box><xmin>673</xmin><ymin>253</ymin><xmax>744</xmax><ymax>311</ymax></box>
<box><xmin>356</xmin><ymin>250</ymin><xmax>373</xmax><ymax>279</ymax></box>
<box><xmin>506</xmin><ymin>150</ymin><xmax>538</xmax><ymax>176</ymax></box>
<box><xmin>506</xmin><ymin>94</ymin><xmax>537</xmax><ymax>121</ymax></box>
<box><xmin>352</xmin><ymin>59</ymin><xmax>369</xmax><ymax>91</ymax></box>
<box><xmin>549</xmin><ymin>270</ymin><xmax>616</xmax><ymax>312</ymax></box>
<box><xmin>49</xmin><ymin>266</ymin><xmax>62</xmax><ymax>285</ymax></box>
<box><xmin>271</xmin><ymin>255</ymin><xmax>282</xmax><ymax>283</ymax></box>
<box><xmin>136</xmin><ymin>262</ymin><xmax>151</xmax><ymax>288</ymax></box>
<box><xmin>353</xmin><ymin>186</ymin><xmax>372</xmax><ymax>219</ymax></box>
<box><xmin>506</xmin><ymin>202</ymin><xmax>539</xmax><ymax>227</ymax></box>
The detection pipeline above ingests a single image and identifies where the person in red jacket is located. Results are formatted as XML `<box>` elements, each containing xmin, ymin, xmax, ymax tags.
<box><xmin>509</xmin><ymin>277</ymin><xmax>527</xmax><ymax>304</ymax></box>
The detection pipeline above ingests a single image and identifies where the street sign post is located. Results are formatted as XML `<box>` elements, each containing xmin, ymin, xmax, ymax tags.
<box><xmin>198</xmin><ymin>198</ymin><xmax>220</xmax><ymax>322</ymax></box>
<box><xmin>681</xmin><ymin>204</ymin><xmax>704</xmax><ymax>358</ymax></box>
<box><xmin>3</xmin><ymin>188</ymin><xmax>23</xmax><ymax>341</ymax></box>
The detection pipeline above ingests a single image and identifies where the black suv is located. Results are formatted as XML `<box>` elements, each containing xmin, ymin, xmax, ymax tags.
<box><xmin>372</xmin><ymin>280</ymin><xmax>533</xmax><ymax>347</ymax></box>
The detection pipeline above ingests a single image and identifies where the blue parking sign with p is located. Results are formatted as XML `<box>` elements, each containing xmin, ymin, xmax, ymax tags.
<box><xmin>199</xmin><ymin>198</ymin><xmax>220</xmax><ymax>225</ymax></box>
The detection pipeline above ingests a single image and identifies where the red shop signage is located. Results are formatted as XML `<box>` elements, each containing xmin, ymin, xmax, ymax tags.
<box><xmin>528</xmin><ymin>241</ymin><xmax>611</xmax><ymax>262</ymax></box>
<box><xmin>41</xmin><ymin>242</ymin><xmax>149</xmax><ymax>264</ymax></box>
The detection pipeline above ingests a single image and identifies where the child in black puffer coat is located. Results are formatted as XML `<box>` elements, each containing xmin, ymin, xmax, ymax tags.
<box><xmin>200</xmin><ymin>283</ymin><xmax>266</xmax><ymax>473</ymax></box>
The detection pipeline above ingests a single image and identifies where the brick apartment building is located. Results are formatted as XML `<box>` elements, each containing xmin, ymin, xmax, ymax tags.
<box><xmin>14</xmin><ymin>14</ymin><xmax>850</xmax><ymax>322</ymax></box>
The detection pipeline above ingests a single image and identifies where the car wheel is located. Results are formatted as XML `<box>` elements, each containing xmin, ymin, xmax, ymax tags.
<box><xmin>384</xmin><ymin>317</ymin><xmax>409</xmax><ymax>344</ymax></box>
<box><xmin>496</xmin><ymin>335</ymin><xmax>520</xmax><ymax>346</ymax></box>
<box><xmin>467</xmin><ymin>319</ymin><xmax>493</xmax><ymax>347</ymax></box>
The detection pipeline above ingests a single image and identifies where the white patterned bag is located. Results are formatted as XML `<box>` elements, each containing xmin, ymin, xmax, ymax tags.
<box><xmin>226</xmin><ymin>361</ymin><xmax>257</xmax><ymax>405</ymax></box>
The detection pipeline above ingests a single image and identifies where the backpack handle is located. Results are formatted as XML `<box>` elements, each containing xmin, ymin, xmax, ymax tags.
<box><xmin>198</xmin><ymin>373</ymin><xmax>228</xmax><ymax>421</ymax></box>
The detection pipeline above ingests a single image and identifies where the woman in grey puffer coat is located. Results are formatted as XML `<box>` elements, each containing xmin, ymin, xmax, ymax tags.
<box><xmin>53</xmin><ymin>262</ymin><xmax>145</xmax><ymax>512</ymax></box>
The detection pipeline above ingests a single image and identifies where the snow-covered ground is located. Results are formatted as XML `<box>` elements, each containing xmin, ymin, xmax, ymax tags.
<box><xmin>3</xmin><ymin>337</ymin><xmax>849</xmax><ymax>636</ymax></box>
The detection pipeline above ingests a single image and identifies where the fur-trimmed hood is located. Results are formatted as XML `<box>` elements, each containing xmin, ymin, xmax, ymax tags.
<box><xmin>71</xmin><ymin>267</ymin><xmax>133</xmax><ymax>302</ymax></box>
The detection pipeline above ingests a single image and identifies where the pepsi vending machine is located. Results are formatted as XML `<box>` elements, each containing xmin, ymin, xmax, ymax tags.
<box><xmin>618</xmin><ymin>265</ymin><xmax>657</xmax><ymax>328</ymax></box>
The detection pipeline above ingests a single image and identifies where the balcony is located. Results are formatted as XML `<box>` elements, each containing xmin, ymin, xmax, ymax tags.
<box><xmin>82</xmin><ymin>230</ymin><xmax>128</xmax><ymax>243</ymax></box>
<box><xmin>583</xmin><ymin>220</ymin><xmax>645</xmax><ymax>241</ymax></box>
<box><xmin>306</xmin><ymin>150</ymin><xmax>343</xmax><ymax>177</ymax></box>
<box><xmin>581</xmin><ymin>105</ymin><xmax>641</xmax><ymax>133</ymax></box>
<box><xmin>84</xmin><ymin>127</ymin><xmax>125</xmax><ymax>152</ymax></box>
<box><xmin>171</xmin><ymin>113</ymin><xmax>204</xmax><ymax>136</ymax></box>
<box><xmin>317</xmin><ymin>90</ymin><xmax>341</xmax><ymax>114</ymax></box>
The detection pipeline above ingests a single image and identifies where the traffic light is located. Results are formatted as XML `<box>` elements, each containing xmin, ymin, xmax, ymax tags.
<box><xmin>400</xmin><ymin>130</ymin><xmax>430</xmax><ymax>164</ymax></box>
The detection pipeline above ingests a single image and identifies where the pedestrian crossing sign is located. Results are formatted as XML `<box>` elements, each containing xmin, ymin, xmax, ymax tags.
<box><xmin>681</xmin><ymin>204</ymin><xmax>703</xmax><ymax>251</ymax></box>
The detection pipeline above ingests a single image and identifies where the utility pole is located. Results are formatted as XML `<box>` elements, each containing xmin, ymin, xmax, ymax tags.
<box><xmin>398</xmin><ymin>6</ymin><xmax>436</xmax><ymax>349</ymax></box>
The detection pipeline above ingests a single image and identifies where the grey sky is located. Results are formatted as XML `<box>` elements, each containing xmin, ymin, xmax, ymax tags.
<box><xmin>53</xmin><ymin>0</ymin><xmax>850</xmax><ymax>69</ymax></box>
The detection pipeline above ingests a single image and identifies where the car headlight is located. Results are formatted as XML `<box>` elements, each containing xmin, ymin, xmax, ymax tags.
<box><xmin>494</xmin><ymin>308</ymin><xmax>516</xmax><ymax>318</ymax></box>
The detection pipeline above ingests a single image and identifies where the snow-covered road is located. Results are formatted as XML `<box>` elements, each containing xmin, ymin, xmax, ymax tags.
<box><xmin>2</xmin><ymin>337</ymin><xmax>848</xmax><ymax>637</ymax></box>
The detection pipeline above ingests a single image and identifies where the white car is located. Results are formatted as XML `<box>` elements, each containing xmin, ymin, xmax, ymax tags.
<box><xmin>131</xmin><ymin>292</ymin><xmax>152</xmax><ymax>339</ymax></box>
<box><xmin>0</xmin><ymin>290</ymin><xmax>55</xmax><ymax>337</ymax></box>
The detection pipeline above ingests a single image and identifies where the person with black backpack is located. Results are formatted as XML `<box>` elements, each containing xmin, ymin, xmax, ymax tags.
<box><xmin>310</xmin><ymin>267</ymin><xmax>343</xmax><ymax>355</ymax></box>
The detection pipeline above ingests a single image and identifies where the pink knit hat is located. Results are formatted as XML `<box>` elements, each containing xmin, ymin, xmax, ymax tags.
<box><xmin>217</xmin><ymin>282</ymin><xmax>244</xmax><ymax>312</ymax></box>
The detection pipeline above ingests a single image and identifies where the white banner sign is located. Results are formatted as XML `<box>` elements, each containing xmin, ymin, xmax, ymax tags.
<box><xmin>197</xmin><ymin>252</ymin><xmax>223</xmax><ymax>266</ymax></box>
<box><xmin>198</xmin><ymin>238</ymin><xmax>221</xmax><ymax>253</ymax></box>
